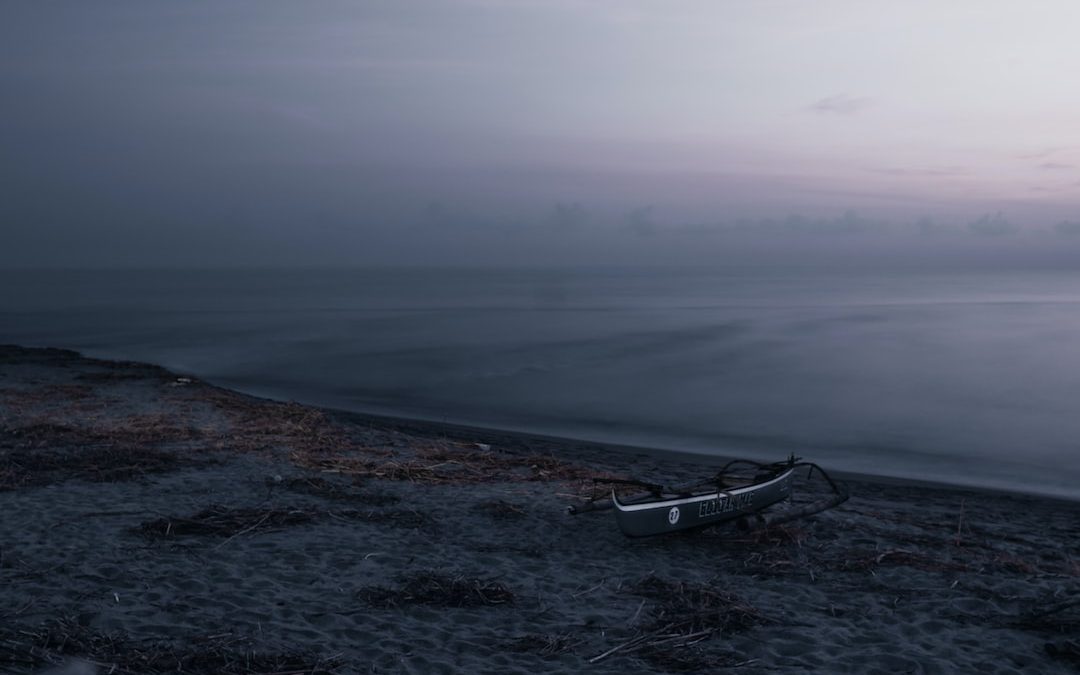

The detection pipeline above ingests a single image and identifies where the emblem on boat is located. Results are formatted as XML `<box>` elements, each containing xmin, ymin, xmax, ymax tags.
<box><xmin>667</xmin><ymin>506</ymin><xmax>680</xmax><ymax>525</ymax></box>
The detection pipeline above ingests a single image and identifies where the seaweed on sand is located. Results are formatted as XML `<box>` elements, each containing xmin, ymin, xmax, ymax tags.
<box><xmin>831</xmin><ymin>548</ymin><xmax>969</xmax><ymax>573</ymax></box>
<box><xmin>136</xmin><ymin>504</ymin><xmax>431</xmax><ymax>541</ymax></box>
<box><xmin>472</xmin><ymin>499</ymin><xmax>527</xmax><ymax>520</ymax></box>
<box><xmin>1045</xmin><ymin>639</ymin><xmax>1080</xmax><ymax>667</ymax></box>
<box><xmin>506</xmin><ymin>633</ymin><xmax>583</xmax><ymax>656</ymax></box>
<box><xmin>293</xmin><ymin>442</ymin><xmax>600</xmax><ymax>486</ymax></box>
<box><xmin>135</xmin><ymin>506</ymin><xmax>317</xmax><ymax>539</ymax></box>
<box><xmin>636</xmin><ymin>645</ymin><xmax>753</xmax><ymax>673</ymax></box>
<box><xmin>0</xmin><ymin>617</ymin><xmax>344</xmax><ymax>674</ymax></box>
<box><xmin>0</xmin><ymin>445</ymin><xmax>214</xmax><ymax>491</ymax></box>
<box><xmin>358</xmin><ymin>571</ymin><xmax>514</xmax><ymax>608</ymax></box>
<box><xmin>197</xmin><ymin>392</ymin><xmax>358</xmax><ymax>457</ymax></box>
<box><xmin>1012</xmin><ymin>597</ymin><xmax>1080</xmax><ymax>634</ymax></box>
<box><xmin>629</xmin><ymin>576</ymin><xmax>766</xmax><ymax>635</ymax></box>
<box><xmin>280</xmin><ymin>475</ymin><xmax>400</xmax><ymax>506</ymax></box>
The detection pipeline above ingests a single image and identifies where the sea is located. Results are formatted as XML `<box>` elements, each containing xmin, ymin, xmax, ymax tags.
<box><xmin>2</xmin><ymin>266</ymin><xmax>1079</xmax><ymax>499</ymax></box>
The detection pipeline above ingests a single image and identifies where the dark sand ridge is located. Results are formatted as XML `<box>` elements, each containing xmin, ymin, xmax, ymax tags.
<box><xmin>1</xmin><ymin>344</ymin><xmax>1079</xmax><ymax>674</ymax></box>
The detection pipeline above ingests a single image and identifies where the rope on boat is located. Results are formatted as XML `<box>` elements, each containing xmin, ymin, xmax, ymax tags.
<box><xmin>735</xmin><ymin>460</ymin><xmax>850</xmax><ymax>532</ymax></box>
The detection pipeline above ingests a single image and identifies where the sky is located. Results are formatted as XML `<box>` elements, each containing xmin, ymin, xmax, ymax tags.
<box><xmin>3</xmin><ymin>0</ymin><xmax>1080</xmax><ymax>267</ymax></box>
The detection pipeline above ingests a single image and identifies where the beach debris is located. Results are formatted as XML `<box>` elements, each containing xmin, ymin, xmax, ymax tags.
<box><xmin>357</xmin><ymin>571</ymin><xmax>514</xmax><ymax>608</ymax></box>
<box><xmin>135</xmin><ymin>504</ymin><xmax>430</xmax><ymax>542</ymax></box>
<box><xmin>198</xmin><ymin>393</ymin><xmax>358</xmax><ymax>457</ymax></box>
<box><xmin>281</xmin><ymin>475</ymin><xmax>400</xmax><ymax>506</ymax></box>
<box><xmin>0</xmin><ymin>616</ymin><xmax>344</xmax><ymax>674</ymax></box>
<box><xmin>1</xmin><ymin>412</ymin><xmax>207</xmax><ymax>450</ymax></box>
<box><xmin>589</xmin><ymin>576</ymin><xmax>764</xmax><ymax>666</ymax></box>
<box><xmin>1046</xmin><ymin>639</ymin><xmax>1080</xmax><ymax>667</ymax></box>
<box><xmin>1013</xmin><ymin>597</ymin><xmax>1080</xmax><ymax>634</ymax></box>
<box><xmin>136</xmin><ymin>506</ymin><xmax>316</xmax><ymax>540</ymax></box>
<box><xmin>629</xmin><ymin>576</ymin><xmax>766</xmax><ymax>635</ymax></box>
<box><xmin>571</xmin><ymin>578</ymin><xmax>607</xmax><ymax>598</ymax></box>
<box><xmin>834</xmin><ymin>548</ymin><xmax>968</xmax><ymax>573</ymax></box>
<box><xmin>471</xmin><ymin>499</ymin><xmax>527</xmax><ymax>520</ymax></box>
<box><xmin>342</xmin><ymin>508</ymin><xmax>432</xmax><ymax>530</ymax></box>
<box><xmin>293</xmin><ymin>442</ymin><xmax>599</xmax><ymax>486</ymax></box>
<box><xmin>37</xmin><ymin>658</ymin><xmax>98</xmax><ymax>675</ymax></box>
<box><xmin>506</xmin><ymin>633</ymin><xmax>583</xmax><ymax>656</ymax></box>
<box><xmin>637</xmin><ymin>646</ymin><xmax>755</xmax><ymax>672</ymax></box>
<box><xmin>0</xmin><ymin>445</ymin><xmax>216</xmax><ymax>491</ymax></box>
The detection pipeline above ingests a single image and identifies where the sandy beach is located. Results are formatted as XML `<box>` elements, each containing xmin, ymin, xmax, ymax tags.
<box><xmin>2</xmin><ymin>344</ymin><xmax>1078</xmax><ymax>674</ymax></box>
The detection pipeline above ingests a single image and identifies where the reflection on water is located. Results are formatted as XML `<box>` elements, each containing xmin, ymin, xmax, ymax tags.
<box><xmin>3</xmin><ymin>267</ymin><xmax>1080</xmax><ymax>498</ymax></box>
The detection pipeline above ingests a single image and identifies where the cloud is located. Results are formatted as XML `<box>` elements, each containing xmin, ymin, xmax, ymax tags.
<box><xmin>623</xmin><ymin>205</ymin><xmax>658</xmax><ymax>236</ymax></box>
<box><xmin>545</xmin><ymin>202</ymin><xmax>589</xmax><ymax>232</ymax></box>
<box><xmin>870</xmin><ymin>165</ymin><xmax>968</xmax><ymax>177</ymax></box>
<box><xmin>808</xmin><ymin>94</ymin><xmax>872</xmax><ymax>115</ymax></box>
<box><xmin>1039</xmin><ymin>162</ymin><xmax>1074</xmax><ymax>170</ymax></box>
<box><xmin>1055</xmin><ymin>221</ymin><xmax>1080</xmax><ymax>236</ymax></box>
<box><xmin>967</xmin><ymin>212</ymin><xmax>1017</xmax><ymax>236</ymax></box>
<box><xmin>1017</xmin><ymin>147</ymin><xmax>1069</xmax><ymax>160</ymax></box>
<box><xmin>915</xmin><ymin>216</ymin><xmax>955</xmax><ymax>236</ymax></box>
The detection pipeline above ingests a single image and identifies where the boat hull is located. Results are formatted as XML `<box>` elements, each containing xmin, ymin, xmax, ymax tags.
<box><xmin>611</xmin><ymin>468</ymin><xmax>795</xmax><ymax>537</ymax></box>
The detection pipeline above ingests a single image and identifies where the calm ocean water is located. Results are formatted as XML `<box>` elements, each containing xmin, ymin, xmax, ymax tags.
<box><xmin>3</xmin><ymin>267</ymin><xmax>1079</xmax><ymax>498</ymax></box>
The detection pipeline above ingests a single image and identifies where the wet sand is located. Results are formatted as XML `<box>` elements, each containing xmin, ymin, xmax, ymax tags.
<box><xmin>2</xmin><ymin>345</ymin><xmax>1078</xmax><ymax>674</ymax></box>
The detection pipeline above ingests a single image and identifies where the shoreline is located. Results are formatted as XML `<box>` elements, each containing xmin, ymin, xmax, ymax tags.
<box><xmin>329</xmin><ymin>407</ymin><xmax>1080</xmax><ymax>506</ymax></box>
<box><xmin>195</xmin><ymin>374</ymin><xmax>1080</xmax><ymax>506</ymax></box>
<box><xmin>16</xmin><ymin>337</ymin><xmax>1079</xmax><ymax>503</ymax></box>
<box><xmin>3</xmin><ymin>344</ymin><xmax>1080</xmax><ymax>674</ymax></box>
